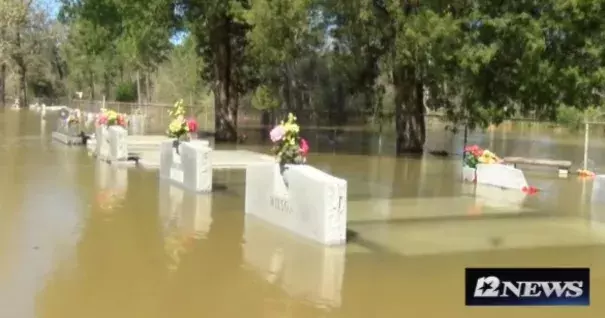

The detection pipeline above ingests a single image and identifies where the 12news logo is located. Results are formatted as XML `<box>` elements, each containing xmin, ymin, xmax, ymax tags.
<box><xmin>465</xmin><ymin>268</ymin><xmax>590</xmax><ymax>306</ymax></box>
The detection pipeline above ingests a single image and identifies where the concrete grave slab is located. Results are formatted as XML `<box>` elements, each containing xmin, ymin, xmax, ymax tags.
<box><xmin>245</xmin><ymin>162</ymin><xmax>347</xmax><ymax>246</ymax></box>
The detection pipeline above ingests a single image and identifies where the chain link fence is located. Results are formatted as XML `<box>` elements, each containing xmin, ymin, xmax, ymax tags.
<box><xmin>60</xmin><ymin>99</ymin><xmax>215</xmax><ymax>134</ymax></box>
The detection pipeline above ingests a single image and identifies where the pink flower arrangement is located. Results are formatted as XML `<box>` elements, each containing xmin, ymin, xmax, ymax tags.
<box><xmin>97</xmin><ymin>113</ymin><xmax>108</xmax><ymax>125</ymax></box>
<box><xmin>96</xmin><ymin>109</ymin><xmax>128</xmax><ymax>128</ymax></box>
<box><xmin>270</xmin><ymin>113</ymin><xmax>309</xmax><ymax>164</ymax></box>
<box><xmin>270</xmin><ymin>125</ymin><xmax>286</xmax><ymax>142</ymax></box>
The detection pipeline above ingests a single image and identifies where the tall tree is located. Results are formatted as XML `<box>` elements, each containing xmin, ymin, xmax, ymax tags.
<box><xmin>181</xmin><ymin>0</ymin><xmax>254</xmax><ymax>141</ymax></box>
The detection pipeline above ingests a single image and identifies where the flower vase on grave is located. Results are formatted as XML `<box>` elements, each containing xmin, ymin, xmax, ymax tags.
<box><xmin>274</xmin><ymin>163</ymin><xmax>290</xmax><ymax>197</ymax></box>
<box><xmin>172</xmin><ymin>133</ymin><xmax>190</xmax><ymax>159</ymax></box>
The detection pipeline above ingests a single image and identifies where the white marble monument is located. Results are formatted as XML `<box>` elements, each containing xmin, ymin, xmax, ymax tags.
<box><xmin>245</xmin><ymin>162</ymin><xmax>347</xmax><ymax>246</ymax></box>
<box><xmin>243</xmin><ymin>216</ymin><xmax>345</xmax><ymax>308</ymax></box>
<box><xmin>159</xmin><ymin>140</ymin><xmax>212</xmax><ymax>193</ymax></box>
<box><xmin>107</xmin><ymin>126</ymin><xmax>128</xmax><ymax>161</ymax></box>
<box><xmin>475</xmin><ymin>163</ymin><xmax>528</xmax><ymax>190</ymax></box>
<box><xmin>94</xmin><ymin>125</ymin><xmax>129</xmax><ymax>162</ymax></box>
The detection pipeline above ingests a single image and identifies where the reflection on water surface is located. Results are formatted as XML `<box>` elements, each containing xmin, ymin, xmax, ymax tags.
<box><xmin>0</xmin><ymin>110</ymin><xmax>604</xmax><ymax>317</ymax></box>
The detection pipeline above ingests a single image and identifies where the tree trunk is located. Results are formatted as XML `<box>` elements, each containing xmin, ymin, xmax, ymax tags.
<box><xmin>13</xmin><ymin>29</ymin><xmax>27</xmax><ymax>108</ymax></box>
<box><xmin>213</xmin><ymin>19</ymin><xmax>238</xmax><ymax>142</ymax></box>
<box><xmin>213</xmin><ymin>82</ymin><xmax>238</xmax><ymax>142</ymax></box>
<box><xmin>260</xmin><ymin>110</ymin><xmax>271</xmax><ymax>142</ymax></box>
<box><xmin>19</xmin><ymin>66</ymin><xmax>27</xmax><ymax>107</ymax></box>
<box><xmin>0</xmin><ymin>24</ymin><xmax>4</xmax><ymax>107</ymax></box>
<box><xmin>394</xmin><ymin>67</ymin><xmax>426</xmax><ymax>154</ymax></box>
<box><xmin>89</xmin><ymin>71</ymin><xmax>95</xmax><ymax>100</ymax></box>
<box><xmin>145</xmin><ymin>71</ymin><xmax>151</xmax><ymax>103</ymax></box>
<box><xmin>0</xmin><ymin>63</ymin><xmax>5</xmax><ymax>107</ymax></box>
<box><xmin>136</xmin><ymin>70</ymin><xmax>141</xmax><ymax>105</ymax></box>
<box><xmin>103</xmin><ymin>72</ymin><xmax>110</xmax><ymax>100</ymax></box>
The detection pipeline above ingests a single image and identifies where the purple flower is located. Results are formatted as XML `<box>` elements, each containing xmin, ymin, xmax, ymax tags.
<box><xmin>270</xmin><ymin>125</ymin><xmax>285</xmax><ymax>142</ymax></box>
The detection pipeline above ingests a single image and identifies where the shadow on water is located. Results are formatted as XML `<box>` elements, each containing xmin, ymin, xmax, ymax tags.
<box><xmin>0</xmin><ymin>110</ymin><xmax>604</xmax><ymax>317</ymax></box>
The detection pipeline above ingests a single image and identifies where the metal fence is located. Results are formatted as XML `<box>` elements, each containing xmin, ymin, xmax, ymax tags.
<box><xmin>65</xmin><ymin>99</ymin><xmax>215</xmax><ymax>134</ymax></box>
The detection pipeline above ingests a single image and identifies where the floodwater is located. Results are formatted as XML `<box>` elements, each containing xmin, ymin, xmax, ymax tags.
<box><xmin>1</xmin><ymin>109</ymin><xmax>605</xmax><ymax>318</ymax></box>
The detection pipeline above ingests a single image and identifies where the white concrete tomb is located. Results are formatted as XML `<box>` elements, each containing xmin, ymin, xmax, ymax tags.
<box><xmin>51</xmin><ymin>118</ymin><xmax>83</xmax><ymax>145</ymax></box>
<box><xmin>245</xmin><ymin>162</ymin><xmax>348</xmax><ymax>246</ymax></box>
<box><xmin>159</xmin><ymin>139</ymin><xmax>212</xmax><ymax>193</ymax></box>
<box><xmin>476</xmin><ymin>163</ymin><xmax>528</xmax><ymax>190</ymax></box>
<box><xmin>94</xmin><ymin>125</ymin><xmax>129</xmax><ymax>162</ymax></box>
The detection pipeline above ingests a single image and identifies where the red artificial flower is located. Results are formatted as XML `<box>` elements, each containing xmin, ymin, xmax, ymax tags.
<box><xmin>522</xmin><ymin>186</ymin><xmax>539</xmax><ymax>195</ymax></box>
<box><xmin>465</xmin><ymin>145</ymin><xmax>484</xmax><ymax>157</ymax></box>
<box><xmin>187</xmin><ymin>118</ymin><xmax>198</xmax><ymax>132</ymax></box>
<box><xmin>97</xmin><ymin>114</ymin><xmax>108</xmax><ymax>125</ymax></box>
<box><xmin>300</xmin><ymin>138</ymin><xmax>309</xmax><ymax>156</ymax></box>
<box><xmin>116</xmin><ymin>114</ymin><xmax>125</xmax><ymax>126</ymax></box>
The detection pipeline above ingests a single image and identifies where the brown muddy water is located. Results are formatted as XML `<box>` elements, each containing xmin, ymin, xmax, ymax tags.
<box><xmin>1</xmin><ymin>109</ymin><xmax>605</xmax><ymax>318</ymax></box>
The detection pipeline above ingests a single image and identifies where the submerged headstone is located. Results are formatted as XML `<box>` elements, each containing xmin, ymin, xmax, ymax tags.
<box><xmin>245</xmin><ymin>162</ymin><xmax>347</xmax><ymax>246</ymax></box>
<box><xmin>51</xmin><ymin>118</ymin><xmax>83</xmax><ymax>145</ymax></box>
<box><xmin>476</xmin><ymin>163</ymin><xmax>528</xmax><ymax>190</ymax></box>
<box><xmin>159</xmin><ymin>140</ymin><xmax>212</xmax><ymax>193</ymax></box>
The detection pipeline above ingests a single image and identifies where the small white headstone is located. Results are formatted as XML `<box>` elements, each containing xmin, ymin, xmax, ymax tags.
<box><xmin>108</xmin><ymin>126</ymin><xmax>128</xmax><ymax>161</ymax></box>
<box><xmin>159</xmin><ymin>140</ymin><xmax>212</xmax><ymax>193</ymax></box>
<box><xmin>245</xmin><ymin>162</ymin><xmax>347</xmax><ymax>246</ymax></box>
<box><xmin>476</xmin><ymin>163</ymin><xmax>528</xmax><ymax>190</ymax></box>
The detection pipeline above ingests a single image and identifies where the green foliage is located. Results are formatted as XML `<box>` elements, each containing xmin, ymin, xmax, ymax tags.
<box><xmin>556</xmin><ymin>105</ymin><xmax>605</xmax><ymax>131</ymax></box>
<box><xmin>6</xmin><ymin>0</ymin><xmax>605</xmax><ymax>150</ymax></box>
<box><xmin>251</xmin><ymin>85</ymin><xmax>279</xmax><ymax>110</ymax></box>
<box><xmin>114</xmin><ymin>81</ymin><xmax>137</xmax><ymax>102</ymax></box>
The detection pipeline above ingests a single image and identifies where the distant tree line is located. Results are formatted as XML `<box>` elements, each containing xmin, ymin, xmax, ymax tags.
<box><xmin>1</xmin><ymin>0</ymin><xmax>605</xmax><ymax>151</ymax></box>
